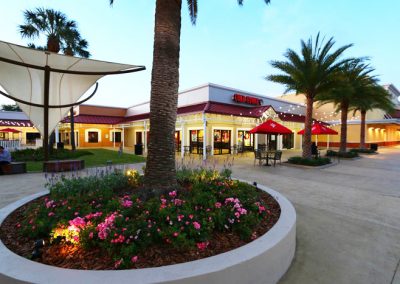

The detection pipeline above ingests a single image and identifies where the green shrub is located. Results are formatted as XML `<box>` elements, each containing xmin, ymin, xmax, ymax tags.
<box><xmin>288</xmin><ymin>156</ymin><xmax>331</xmax><ymax>166</ymax></box>
<box><xmin>326</xmin><ymin>150</ymin><xmax>359</xmax><ymax>158</ymax></box>
<box><xmin>12</xmin><ymin>147</ymin><xmax>93</xmax><ymax>162</ymax></box>
<box><xmin>349</xmin><ymin>148</ymin><xmax>376</xmax><ymax>154</ymax></box>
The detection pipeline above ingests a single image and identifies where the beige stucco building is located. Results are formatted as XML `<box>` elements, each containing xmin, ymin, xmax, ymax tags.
<box><xmin>279</xmin><ymin>84</ymin><xmax>400</xmax><ymax>148</ymax></box>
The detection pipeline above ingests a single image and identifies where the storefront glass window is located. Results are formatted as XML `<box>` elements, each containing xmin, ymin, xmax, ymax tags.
<box><xmin>88</xmin><ymin>131</ymin><xmax>99</xmax><ymax>143</ymax></box>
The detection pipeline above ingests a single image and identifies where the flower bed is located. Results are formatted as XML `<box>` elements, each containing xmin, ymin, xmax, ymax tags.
<box><xmin>0</xmin><ymin>168</ymin><xmax>281</xmax><ymax>270</ymax></box>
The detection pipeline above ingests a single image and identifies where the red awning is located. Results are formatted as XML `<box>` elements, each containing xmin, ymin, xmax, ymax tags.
<box><xmin>249</xmin><ymin>119</ymin><xmax>293</xmax><ymax>134</ymax></box>
<box><xmin>0</xmin><ymin>127</ymin><xmax>21</xmax><ymax>133</ymax></box>
<box><xmin>297</xmin><ymin>123</ymin><xmax>338</xmax><ymax>135</ymax></box>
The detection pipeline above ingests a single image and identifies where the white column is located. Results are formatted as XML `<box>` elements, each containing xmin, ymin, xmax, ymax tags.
<box><xmin>315</xmin><ymin>135</ymin><xmax>318</xmax><ymax>146</ymax></box>
<box><xmin>255</xmin><ymin>134</ymin><xmax>258</xmax><ymax>150</ymax></box>
<box><xmin>122</xmin><ymin>126</ymin><xmax>125</xmax><ymax>150</ymax></box>
<box><xmin>144</xmin><ymin>121</ymin><xmax>148</xmax><ymax>154</ymax></box>
<box><xmin>113</xmin><ymin>127</ymin><xmax>115</xmax><ymax>148</ymax></box>
<box><xmin>202</xmin><ymin>113</ymin><xmax>207</xmax><ymax>160</ymax></box>
<box><xmin>55</xmin><ymin>125</ymin><xmax>59</xmax><ymax>143</ymax></box>
<box><xmin>181</xmin><ymin>122</ymin><xmax>185</xmax><ymax>158</ymax></box>
<box><xmin>278</xmin><ymin>135</ymin><xmax>283</xmax><ymax>150</ymax></box>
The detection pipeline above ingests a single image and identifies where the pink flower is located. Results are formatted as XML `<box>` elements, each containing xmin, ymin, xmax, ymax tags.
<box><xmin>69</xmin><ymin>217</ymin><xmax>86</xmax><ymax>229</ymax></box>
<box><xmin>45</xmin><ymin>200</ymin><xmax>54</xmax><ymax>209</ymax></box>
<box><xmin>235</xmin><ymin>212</ymin><xmax>241</xmax><ymax>218</ymax></box>
<box><xmin>48</xmin><ymin>212</ymin><xmax>55</xmax><ymax>217</ymax></box>
<box><xmin>177</xmin><ymin>214</ymin><xmax>184</xmax><ymax>222</ymax></box>
<box><xmin>168</xmin><ymin>191</ymin><xmax>177</xmax><ymax>198</ymax></box>
<box><xmin>89</xmin><ymin>232</ymin><xmax>94</xmax><ymax>239</ymax></box>
<box><xmin>122</xmin><ymin>199</ymin><xmax>133</xmax><ymax>208</ymax></box>
<box><xmin>189</xmin><ymin>214</ymin><xmax>194</xmax><ymax>219</ymax></box>
<box><xmin>193</xmin><ymin>221</ymin><xmax>201</xmax><ymax>230</ymax></box>
<box><xmin>131</xmin><ymin>256</ymin><xmax>138</xmax><ymax>263</ymax></box>
<box><xmin>173</xmin><ymin>232</ymin><xmax>179</xmax><ymax>237</ymax></box>
<box><xmin>196</xmin><ymin>241</ymin><xmax>209</xmax><ymax>251</ymax></box>
<box><xmin>16</xmin><ymin>223</ymin><xmax>21</xmax><ymax>228</ymax></box>
<box><xmin>74</xmin><ymin>212</ymin><xmax>79</xmax><ymax>216</ymax></box>
<box><xmin>114</xmin><ymin>259</ymin><xmax>123</xmax><ymax>269</ymax></box>
<box><xmin>174</xmin><ymin>199</ymin><xmax>183</xmax><ymax>206</ymax></box>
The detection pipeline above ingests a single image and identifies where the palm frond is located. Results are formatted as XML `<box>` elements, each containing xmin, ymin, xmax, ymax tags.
<box><xmin>187</xmin><ymin>0</ymin><xmax>198</xmax><ymax>25</ymax></box>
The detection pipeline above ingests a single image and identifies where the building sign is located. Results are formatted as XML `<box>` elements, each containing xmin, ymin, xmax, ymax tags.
<box><xmin>232</xmin><ymin>93</ymin><xmax>263</xmax><ymax>105</ymax></box>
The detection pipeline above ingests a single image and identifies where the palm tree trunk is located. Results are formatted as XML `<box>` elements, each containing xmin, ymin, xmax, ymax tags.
<box><xmin>302</xmin><ymin>95</ymin><xmax>314</xmax><ymax>159</ymax></box>
<box><xmin>359</xmin><ymin>110</ymin><xmax>366</xmax><ymax>149</ymax></box>
<box><xmin>339</xmin><ymin>103</ymin><xmax>349</xmax><ymax>153</ymax></box>
<box><xmin>144</xmin><ymin>0</ymin><xmax>182</xmax><ymax>195</ymax></box>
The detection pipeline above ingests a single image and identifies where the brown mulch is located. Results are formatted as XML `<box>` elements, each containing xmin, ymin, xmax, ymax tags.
<box><xmin>0</xmin><ymin>190</ymin><xmax>280</xmax><ymax>270</ymax></box>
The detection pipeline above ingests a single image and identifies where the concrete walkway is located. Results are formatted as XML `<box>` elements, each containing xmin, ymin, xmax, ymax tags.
<box><xmin>229</xmin><ymin>147</ymin><xmax>400</xmax><ymax>284</ymax></box>
<box><xmin>1</xmin><ymin>148</ymin><xmax>400</xmax><ymax>283</ymax></box>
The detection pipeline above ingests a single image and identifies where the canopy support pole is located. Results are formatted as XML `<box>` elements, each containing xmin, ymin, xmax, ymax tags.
<box><xmin>43</xmin><ymin>65</ymin><xmax>50</xmax><ymax>161</ymax></box>
<box><xmin>202</xmin><ymin>113</ymin><xmax>207</xmax><ymax>160</ymax></box>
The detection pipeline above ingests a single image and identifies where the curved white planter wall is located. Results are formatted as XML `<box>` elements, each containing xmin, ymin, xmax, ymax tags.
<box><xmin>0</xmin><ymin>183</ymin><xmax>296</xmax><ymax>284</ymax></box>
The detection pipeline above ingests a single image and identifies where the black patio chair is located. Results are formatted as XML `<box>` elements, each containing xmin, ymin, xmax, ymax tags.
<box><xmin>253</xmin><ymin>149</ymin><xmax>263</xmax><ymax>166</ymax></box>
<box><xmin>311</xmin><ymin>143</ymin><xmax>320</xmax><ymax>158</ymax></box>
<box><xmin>268</xmin><ymin>151</ymin><xmax>282</xmax><ymax>167</ymax></box>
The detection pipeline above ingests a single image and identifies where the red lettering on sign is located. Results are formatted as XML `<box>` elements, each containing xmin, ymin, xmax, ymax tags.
<box><xmin>232</xmin><ymin>93</ymin><xmax>262</xmax><ymax>105</ymax></box>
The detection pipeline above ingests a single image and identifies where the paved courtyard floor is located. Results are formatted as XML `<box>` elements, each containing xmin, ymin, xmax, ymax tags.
<box><xmin>0</xmin><ymin>147</ymin><xmax>399</xmax><ymax>283</ymax></box>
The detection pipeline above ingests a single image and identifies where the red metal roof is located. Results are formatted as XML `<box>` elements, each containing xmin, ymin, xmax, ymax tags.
<box><xmin>0</xmin><ymin>119</ymin><xmax>33</xmax><ymax>127</ymax></box>
<box><xmin>63</xmin><ymin>115</ymin><xmax>123</xmax><ymax>125</ymax></box>
<box><xmin>204</xmin><ymin>102</ymin><xmax>270</xmax><ymax>118</ymax></box>
<box><xmin>390</xmin><ymin>110</ymin><xmax>400</xmax><ymax>118</ymax></box>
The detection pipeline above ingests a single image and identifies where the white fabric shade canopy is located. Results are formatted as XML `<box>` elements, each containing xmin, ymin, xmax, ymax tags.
<box><xmin>0</xmin><ymin>40</ymin><xmax>145</xmax><ymax>136</ymax></box>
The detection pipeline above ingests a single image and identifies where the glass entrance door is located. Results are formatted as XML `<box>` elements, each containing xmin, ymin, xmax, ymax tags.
<box><xmin>175</xmin><ymin>131</ymin><xmax>181</xmax><ymax>152</ymax></box>
<box><xmin>213</xmin><ymin>130</ymin><xmax>231</xmax><ymax>155</ymax></box>
<box><xmin>237</xmin><ymin>130</ymin><xmax>254</xmax><ymax>152</ymax></box>
<box><xmin>189</xmin><ymin>130</ymin><xmax>203</xmax><ymax>154</ymax></box>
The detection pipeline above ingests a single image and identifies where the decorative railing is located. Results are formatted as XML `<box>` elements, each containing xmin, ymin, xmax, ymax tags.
<box><xmin>0</xmin><ymin>140</ymin><xmax>21</xmax><ymax>150</ymax></box>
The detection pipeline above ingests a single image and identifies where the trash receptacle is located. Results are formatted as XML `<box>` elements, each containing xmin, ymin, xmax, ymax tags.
<box><xmin>57</xmin><ymin>142</ymin><xmax>64</xmax><ymax>150</ymax></box>
<box><xmin>370</xmin><ymin>143</ymin><xmax>378</xmax><ymax>151</ymax></box>
<box><xmin>134</xmin><ymin>144</ymin><xmax>143</xmax><ymax>155</ymax></box>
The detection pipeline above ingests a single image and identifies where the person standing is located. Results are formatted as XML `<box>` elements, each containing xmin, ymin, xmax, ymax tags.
<box><xmin>0</xmin><ymin>146</ymin><xmax>12</xmax><ymax>174</ymax></box>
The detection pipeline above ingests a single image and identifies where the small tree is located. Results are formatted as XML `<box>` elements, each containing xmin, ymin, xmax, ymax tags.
<box><xmin>1</xmin><ymin>104</ymin><xmax>21</xmax><ymax>111</ymax></box>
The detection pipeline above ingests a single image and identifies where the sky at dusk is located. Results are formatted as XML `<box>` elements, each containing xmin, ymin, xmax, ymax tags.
<box><xmin>0</xmin><ymin>0</ymin><xmax>399</xmax><ymax>107</ymax></box>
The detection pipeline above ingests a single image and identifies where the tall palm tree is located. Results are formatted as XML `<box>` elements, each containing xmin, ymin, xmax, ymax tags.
<box><xmin>110</xmin><ymin>0</ymin><xmax>270</xmax><ymax>194</ymax></box>
<box><xmin>19</xmin><ymin>8</ymin><xmax>90</xmax><ymax>152</ymax></box>
<box><xmin>267</xmin><ymin>33</ymin><xmax>352</xmax><ymax>158</ymax></box>
<box><xmin>350</xmin><ymin>84</ymin><xmax>395</xmax><ymax>149</ymax></box>
<box><xmin>19</xmin><ymin>8</ymin><xmax>90</xmax><ymax>56</ymax></box>
<box><xmin>318</xmin><ymin>59</ymin><xmax>373</xmax><ymax>153</ymax></box>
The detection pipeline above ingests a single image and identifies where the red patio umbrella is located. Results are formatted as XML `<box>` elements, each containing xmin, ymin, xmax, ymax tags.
<box><xmin>297</xmin><ymin>123</ymin><xmax>338</xmax><ymax>148</ymax></box>
<box><xmin>297</xmin><ymin>123</ymin><xmax>338</xmax><ymax>135</ymax></box>
<box><xmin>0</xmin><ymin>128</ymin><xmax>21</xmax><ymax>133</ymax></box>
<box><xmin>249</xmin><ymin>119</ymin><xmax>293</xmax><ymax>134</ymax></box>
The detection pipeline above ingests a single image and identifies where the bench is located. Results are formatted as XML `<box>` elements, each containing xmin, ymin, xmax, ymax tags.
<box><xmin>0</xmin><ymin>162</ymin><xmax>27</xmax><ymax>175</ymax></box>
<box><xmin>43</xmin><ymin>160</ymin><xmax>85</xmax><ymax>172</ymax></box>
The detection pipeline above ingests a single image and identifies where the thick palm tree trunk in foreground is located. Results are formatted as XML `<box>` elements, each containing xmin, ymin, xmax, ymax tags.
<box><xmin>359</xmin><ymin>110</ymin><xmax>366</xmax><ymax>149</ymax></box>
<box><xmin>339</xmin><ymin>103</ymin><xmax>349</xmax><ymax>153</ymax></box>
<box><xmin>144</xmin><ymin>0</ymin><xmax>182</xmax><ymax>194</ymax></box>
<box><xmin>302</xmin><ymin>96</ymin><xmax>314</xmax><ymax>159</ymax></box>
